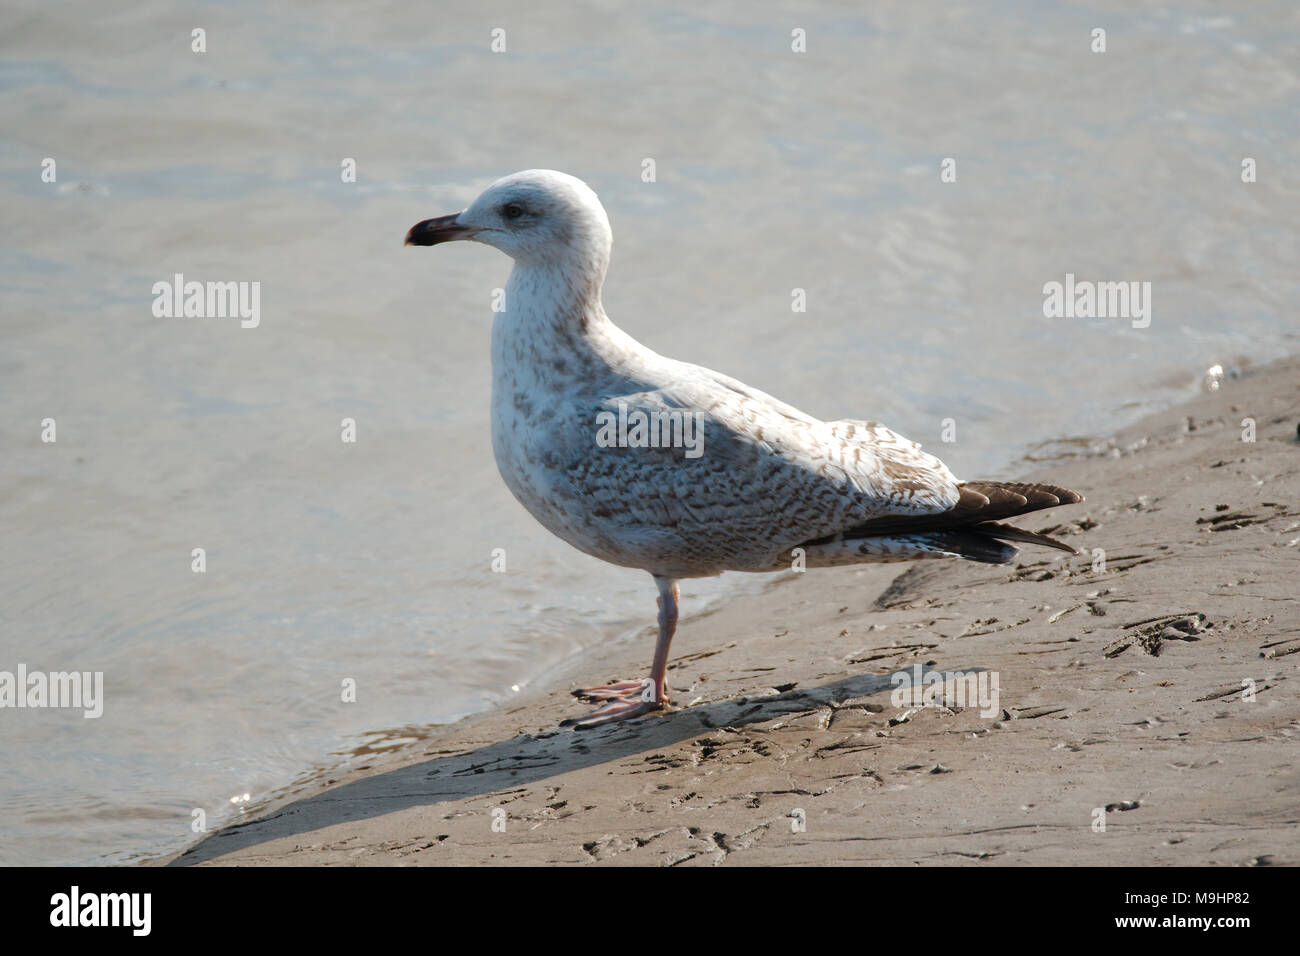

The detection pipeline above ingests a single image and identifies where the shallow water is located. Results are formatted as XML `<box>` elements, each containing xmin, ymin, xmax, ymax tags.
<box><xmin>1</xmin><ymin>1</ymin><xmax>1296</xmax><ymax>865</ymax></box>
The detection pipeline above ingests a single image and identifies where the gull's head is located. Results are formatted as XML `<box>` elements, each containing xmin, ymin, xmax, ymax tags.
<box><xmin>405</xmin><ymin>169</ymin><xmax>611</xmax><ymax>268</ymax></box>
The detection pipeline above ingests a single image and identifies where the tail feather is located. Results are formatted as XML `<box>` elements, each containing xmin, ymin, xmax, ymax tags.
<box><xmin>834</xmin><ymin>480</ymin><xmax>1085</xmax><ymax>562</ymax></box>
<box><xmin>843</xmin><ymin>480</ymin><xmax>1084</xmax><ymax>538</ymax></box>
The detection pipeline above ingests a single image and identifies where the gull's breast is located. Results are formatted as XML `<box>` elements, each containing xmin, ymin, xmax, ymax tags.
<box><xmin>490</xmin><ymin>373</ymin><xmax>640</xmax><ymax>565</ymax></box>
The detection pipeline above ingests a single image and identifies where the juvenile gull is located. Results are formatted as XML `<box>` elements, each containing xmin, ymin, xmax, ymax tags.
<box><xmin>406</xmin><ymin>170</ymin><xmax>1083</xmax><ymax>729</ymax></box>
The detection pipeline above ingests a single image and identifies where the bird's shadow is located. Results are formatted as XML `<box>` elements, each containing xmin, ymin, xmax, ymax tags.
<box><xmin>169</xmin><ymin>669</ymin><xmax>936</xmax><ymax>865</ymax></box>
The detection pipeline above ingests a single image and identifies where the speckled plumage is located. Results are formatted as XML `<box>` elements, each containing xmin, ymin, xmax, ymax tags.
<box><xmin>407</xmin><ymin>169</ymin><xmax>1083</xmax><ymax>727</ymax></box>
<box><xmin>492</xmin><ymin>312</ymin><xmax>971</xmax><ymax>578</ymax></box>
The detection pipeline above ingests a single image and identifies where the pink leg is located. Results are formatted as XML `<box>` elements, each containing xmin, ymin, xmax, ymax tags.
<box><xmin>563</xmin><ymin>577</ymin><xmax>679</xmax><ymax>730</ymax></box>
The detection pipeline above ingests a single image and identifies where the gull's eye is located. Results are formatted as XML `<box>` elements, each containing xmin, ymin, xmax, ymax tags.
<box><xmin>502</xmin><ymin>202</ymin><xmax>525</xmax><ymax>220</ymax></box>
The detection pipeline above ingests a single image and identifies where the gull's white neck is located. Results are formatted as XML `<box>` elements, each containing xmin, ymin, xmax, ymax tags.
<box><xmin>491</xmin><ymin>256</ymin><xmax>638</xmax><ymax>391</ymax></box>
<box><xmin>489</xmin><ymin>254</ymin><xmax>644</xmax><ymax>521</ymax></box>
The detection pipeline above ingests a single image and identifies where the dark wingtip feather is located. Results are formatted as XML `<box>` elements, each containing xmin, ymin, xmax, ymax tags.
<box><xmin>838</xmin><ymin>479</ymin><xmax>1085</xmax><ymax>546</ymax></box>
<box><xmin>976</xmin><ymin>521</ymin><xmax>1079</xmax><ymax>554</ymax></box>
<box><xmin>924</xmin><ymin>531</ymin><xmax>1019</xmax><ymax>564</ymax></box>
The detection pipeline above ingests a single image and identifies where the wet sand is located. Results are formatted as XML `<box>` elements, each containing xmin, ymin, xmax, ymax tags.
<box><xmin>166</xmin><ymin>356</ymin><xmax>1300</xmax><ymax>866</ymax></box>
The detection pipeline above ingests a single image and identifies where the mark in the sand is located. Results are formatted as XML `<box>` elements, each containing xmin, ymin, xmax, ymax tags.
<box><xmin>845</xmin><ymin>642</ymin><xmax>937</xmax><ymax>664</ymax></box>
<box><xmin>1047</xmin><ymin>605</ymin><xmax>1082</xmax><ymax>624</ymax></box>
<box><xmin>1020</xmin><ymin>435</ymin><xmax>1099</xmax><ymax>463</ymax></box>
<box><xmin>1260</xmin><ymin>637</ymin><xmax>1300</xmax><ymax>659</ymax></box>
<box><xmin>1194</xmin><ymin>682</ymin><xmax>1270</xmax><ymax>703</ymax></box>
<box><xmin>384</xmin><ymin>834</ymin><xmax>449</xmax><ymax>858</ymax></box>
<box><xmin>1100</xmin><ymin>545</ymin><xmax>1174</xmax><ymax>573</ymax></box>
<box><xmin>1104</xmin><ymin>613</ymin><xmax>1211</xmax><ymax>657</ymax></box>
<box><xmin>1011</xmin><ymin>706</ymin><xmax>1067</xmax><ymax>719</ymax></box>
<box><xmin>963</xmin><ymin>617</ymin><xmax>1031</xmax><ymax>636</ymax></box>
<box><xmin>1197</xmin><ymin>510</ymin><xmax>1269</xmax><ymax>531</ymax></box>
<box><xmin>449</xmin><ymin>753</ymin><xmax>562</xmax><ymax>777</ymax></box>
<box><xmin>1038</xmin><ymin>516</ymin><xmax>1098</xmax><ymax>535</ymax></box>
<box><xmin>667</xmin><ymin>648</ymin><xmax>723</xmax><ymax>671</ymax></box>
<box><xmin>813</xmin><ymin>736</ymin><xmax>880</xmax><ymax>759</ymax></box>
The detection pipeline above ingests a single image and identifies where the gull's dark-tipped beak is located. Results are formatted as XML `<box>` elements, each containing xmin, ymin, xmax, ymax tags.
<box><xmin>404</xmin><ymin>213</ymin><xmax>474</xmax><ymax>246</ymax></box>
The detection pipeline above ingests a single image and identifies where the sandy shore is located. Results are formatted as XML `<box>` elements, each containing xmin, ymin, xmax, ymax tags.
<box><xmin>168</xmin><ymin>357</ymin><xmax>1299</xmax><ymax>866</ymax></box>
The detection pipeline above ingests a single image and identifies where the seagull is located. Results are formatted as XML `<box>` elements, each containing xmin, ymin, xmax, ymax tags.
<box><xmin>406</xmin><ymin>169</ymin><xmax>1083</xmax><ymax>729</ymax></box>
